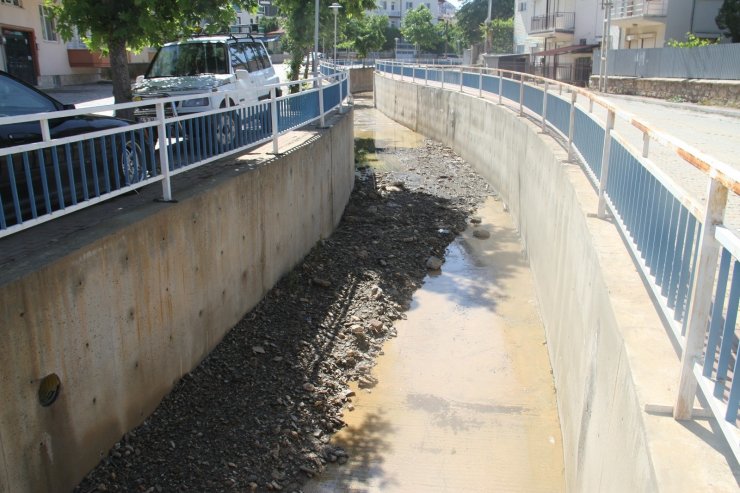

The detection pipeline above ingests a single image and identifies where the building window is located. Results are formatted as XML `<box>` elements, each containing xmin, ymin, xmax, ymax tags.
<box><xmin>425</xmin><ymin>2</ymin><xmax>430</xmax><ymax>8</ymax></box>
<box><xmin>39</xmin><ymin>6</ymin><xmax>58</xmax><ymax>41</ymax></box>
<box><xmin>406</xmin><ymin>1</ymin><xmax>413</xmax><ymax>9</ymax></box>
<box><xmin>381</xmin><ymin>1</ymin><xmax>387</xmax><ymax>8</ymax></box>
<box><xmin>391</xmin><ymin>2</ymin><xmax>395</xmax><ymax>10</ymax></box>
<box><xmin>518</xmin><ymin>1</ymin><xmax>526</xmax><ymax>11</ymax></box>
<box><xmin>1</xmin><ymin>0</ymin><xmax>23</xmax><ymax>6</ymax></box>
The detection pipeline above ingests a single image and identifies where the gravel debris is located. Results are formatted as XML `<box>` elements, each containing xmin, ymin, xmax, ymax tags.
<box><xmin>75</xmin><ymin>139</ymin><xmax>493</xmax><ymax>493</ymax></box>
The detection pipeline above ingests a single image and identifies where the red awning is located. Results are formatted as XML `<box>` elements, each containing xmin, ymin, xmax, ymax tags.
<box><xmin>532</xmin><ymin>44</ymin><xmax>600</xmax><ymax>57</ymax></box>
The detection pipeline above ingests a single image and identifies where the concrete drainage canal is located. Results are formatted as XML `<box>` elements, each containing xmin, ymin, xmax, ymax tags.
<box><xmin>75</xmin><ymin>94</ymin><xmax>564</xmax><ymax>492</ymax></box>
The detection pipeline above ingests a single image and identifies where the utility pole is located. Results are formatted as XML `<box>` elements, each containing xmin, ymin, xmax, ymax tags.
<box><xmin>313</xmin><ymin>0</ymin><xmax>320</xmax><ymax>81</ymax></box>
<box><xmin>599</xmin><ymin>0</ymin><xmax>613</xmax><ymax>92</ymax></box>
<box><xmin>330</xmin><ymin>3</ymin><xmax>341</xmax><ymax>62</ymax></box>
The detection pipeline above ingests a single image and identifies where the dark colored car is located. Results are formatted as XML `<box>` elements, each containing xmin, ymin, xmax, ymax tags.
<box><xmin>0</xmin><ymin>71</ymin><xmax>154</xmax><ymax>228</ymax></box>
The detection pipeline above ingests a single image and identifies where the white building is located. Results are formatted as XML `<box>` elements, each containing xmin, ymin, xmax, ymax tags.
<box><xmin>513</xmin><ymin>0</ymin><xmax>726</xmax><ymax>85</ymax></box>
<box><xmin>514</xmin><ymin>0</ymin><xmax>609</xmax><ymax>85</ymax></box>
<box><xmin>609</xmin><ymin>0</ymin><xmax>723</xmax><ymax>49</ymax></box>
<box><xmin>369</xmin><ymin>0</ymin><xmax>442</xmax><ymax>28</ymax></box>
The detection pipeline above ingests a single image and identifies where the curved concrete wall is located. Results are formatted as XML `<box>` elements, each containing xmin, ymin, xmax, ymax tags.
<box><xmin>374</xmin><ymin>75</ymin><xmax>738</xmax><ymax>491</ymax></box>
<box><xmin>0</xmin><ymin>112</ymin><xmax>354</xmax><ymax>493</ymax></box>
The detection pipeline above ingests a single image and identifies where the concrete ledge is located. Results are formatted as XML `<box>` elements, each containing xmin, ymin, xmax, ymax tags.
<box><xmin>349</xmin><ymin>67</ymin><xmax>373</xmax><ymax>93</ymax></box>
<box><xmin>589</xmin><ymin>75</ymin><xmax>740</xmax><ymax>108</ymax></box>
<box><xmin>0</xmin><ymin>112</ymin><xmax>354</xmax><ymax>493</ymax></box>
<box><xmin>374</xmin><ymin>75</ymin><xmax>739</xmax><ymax>491</ymax></box>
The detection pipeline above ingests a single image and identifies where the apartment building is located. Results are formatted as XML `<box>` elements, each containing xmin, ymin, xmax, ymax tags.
<box><xmin>369</xmin><ymin>0</ymin><xmax>442</xmax><ymax>28</ymax></box>
<box><xmin>514</xmin><ymin>0</ymin><xmax>610</xmax><ymax>85</ymax></box>
<box><xmin>609</xmin><ymin>0</ymin><xmax>723</xmax><ymax>49</ymax></box>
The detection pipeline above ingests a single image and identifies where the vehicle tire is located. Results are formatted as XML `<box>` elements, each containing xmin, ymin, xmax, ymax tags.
<box><xmin>215</xmin><ymin>100</ymin><xmax>238</xmax><ymax>148</ymax></box>
<box><xmin>120</xmin><ymin>137</ymin><xmax>148</xmax><ymax>185</ymax></box>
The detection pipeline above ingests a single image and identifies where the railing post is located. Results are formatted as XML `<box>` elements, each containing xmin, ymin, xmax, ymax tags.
<box><xmin>400</xmin><ymin>63</ymin><xmax>404</xmax><ymax>82</ymax></box>
<box><xmin>425</xmin><ymin>65</ymin><xmax>428</xmax><ymax>86</ymax></box>
<box><xmin>567</xmin><ymin>91</ymin><xmax>577</xmax><ymax>161</ymax></box>
<box><xmin>498</xmin><ymin>71</ymin><xmax>503</xmax><ymax>105</ymax></box>
<box><xmin>478</xmin><ymin>68</ymin><xmax>483</xmax><ymax>97</ymax></box>
<box><xmin>459</xmin><ymin>66</ymin><xmax>464</xmax><ymax>92</ymax></box>
<box><xmin>347</xmin><ymin>71</ymin><xmax>353</xmax><ymax>104</ymax></box>
<box><xmin>40</xmin><ymin>118</ymin><xmax>51</xmax><ymax>142</ymax></box>
<box><xmin>271</xmin><ymin>87</ymin><xmax>279</xmax><ymax>153</ymax></box>
<box><xmin>318</xmin><ymin>74</ymin><xmax>326</xmax><ymax>128</ymax></box>
<box><xmin>155</xmin><ymin>102</ymin><xmax>172</xmax><ymax>201</ymax></box>
<box><xmin>541</xmin><ymin>81</ymin><xmax>549</xmax><ymax>132</ymax></box>
<box><xmin>596</xmin><ymin>108</ymin><xmax>615</xmax><ymax>218</ymax></box>
<box><xmin>441</xmin><ymin>67</ymin><xmax>445</xmax><ymax>90</ymax></box>
<box><xmin>589</xmin><ymin>98</ymin><xmax>594</xmax><ymax>113</ymax></box>
<box><xmin>674</xmin><ymin>177</ymin><xmax>728</xmax><ymax>420</ymax></box>
<box><xmin>519</xmin><ymin>77</ymin><xmax>524</xmax><ymax>116</ymax></box>
<box><xmin>642</xmin><ymin>132</ymin><xmax>650</xmax><ymax>158</ymax></box>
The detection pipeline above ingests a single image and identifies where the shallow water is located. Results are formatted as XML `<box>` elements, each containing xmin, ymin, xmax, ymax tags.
<box><xmin>304</xmin><ymin>98</ymin><xmax>564</xmax><ymax>492</ymax></box>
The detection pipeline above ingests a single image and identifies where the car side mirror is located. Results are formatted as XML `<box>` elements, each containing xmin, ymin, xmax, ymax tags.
<box><xmin>235</xmin><ymin>69</ymin><xmax>249</xmax><ymax>81</ymax></box>
<box><xmin>62</xmin><ymin>103</ymin><xmax>76</xmax><ymax>110</ymax></box>
<box><xmin>135</xmin><ymin>75</ymin><xmax>144</xmax><ymax>84</ymax></box>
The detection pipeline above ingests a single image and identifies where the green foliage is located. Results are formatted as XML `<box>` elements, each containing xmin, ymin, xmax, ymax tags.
<box><xmin>401</xmin><ymin>6</ymin><xmax>437</xmax><ymax>52</ymax></box>
<box><xmin>434</xmin><ymin>20</ymin><xmax>463</xmax><ymax>55</ymax></box>
<box><xmin>455</xmin><ymin>0</ymin><xmax>513</xmax><ymax>46</ymax></box>
<box><xmin>274</xmin><ymin>0</ymin><xmax>374</xmax><ymax>80</ymax></box>
<box><xmin>49</xmin><ymin>0</ymin><xmax>252</xmax><ymax>53</ymax></box>
<box><xmin>346</xmin><ymin>15</ymin><xmax>388</xmax><ymax>59</ymax></box>
<box><xmin>259</xmin><ymin>16</ymin><xmax>280</xmax><ymax>34</ymax></box>
<box><xmin>666</xmin><ymin>32</ymin><xmax>719</xmax><ymax>48</ymax></box>
<box><xmin>481</xmin><ymin>17</ymin><xmax>513</xmax><ymax>53</ymax></box>
<box><xmin>382</xmin><ymin>24</ymin><xmax>402</xmax><ymax>51</ymax></box>
<box><xmin>717</xmin><ymin>0</ymin><xmax>740</xmax><ymax>42</ymax></box>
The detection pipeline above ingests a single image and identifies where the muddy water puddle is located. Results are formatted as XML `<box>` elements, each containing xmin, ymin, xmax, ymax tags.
<box><xmin>306</xmin><ymin>98</ymin><xmax>564</xmax><ymax>492</ymax></box>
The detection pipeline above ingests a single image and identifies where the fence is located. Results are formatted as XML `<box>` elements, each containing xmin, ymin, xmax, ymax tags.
<box><xmin>0</xmin><ymin>69</ymin><xmax>350</xmax><ymax>238</ymax></box>
<box><xmin>594</xmin><ymin>44</ymin><xmax>740</xmax><ymax>79</ymax></box>
<box><xmin>376</xmin><ymin>59</ymin><xmax>740</xmax><ymax>462</ymax></box>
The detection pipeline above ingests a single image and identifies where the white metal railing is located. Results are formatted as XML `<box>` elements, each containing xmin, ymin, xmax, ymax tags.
<box><xmin>376</xmin><ymin>59</ymin><xmax>740</xmax><ymax>462</ymax></box>
<box><xmin>0</xmin><ymin>70</ymin><xmax>350</xmax><ymax>237</ymax></box>
<box><xmin>611</xmin><ymin>0</ymin><xmax>669</xmax><ymax>20</ymax></box>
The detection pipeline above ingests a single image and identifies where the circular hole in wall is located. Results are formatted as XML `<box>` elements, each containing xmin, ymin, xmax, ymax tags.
<box><xmin>38</xmin><ymin>373</ymin><xmax>61</xmax><ymax>407</ymax></box>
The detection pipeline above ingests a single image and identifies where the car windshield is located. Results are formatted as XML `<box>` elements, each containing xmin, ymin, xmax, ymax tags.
<box><xmin>146</xmin><ymin>42</ymin><xmax>229</xmax><ymax>78</ymax></box>
<box><xmin>0</xmin><ymin>74</ymin><xmax>57</xmax><ymax>116</ymax></box>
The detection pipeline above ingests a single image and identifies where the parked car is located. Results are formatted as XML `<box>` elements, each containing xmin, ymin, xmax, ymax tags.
<box><xmin>131</xmin><ymin>34</ymin><xmax>280</xmax><ymax>146</ymax></box>
<box><xmin>0</xmin><ymin>70</ymin><xmax>150</xmax><ymax>227</ymax></box>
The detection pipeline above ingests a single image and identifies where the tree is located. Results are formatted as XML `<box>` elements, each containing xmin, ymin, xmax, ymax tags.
<box><xmin>346</xmin><ymin>15</ymin><xmax>388</xmax><ymax>63</ymax></box>
<box><xmin>50</xmin><ymin>0</ymin><xmax>254</xmax><ymax>115</ymax></box>
<box><xmin>455</xmin><ymin>0</ymin><xmax>513</xmax><ymax>46</ymax></box>
<box><xmin>401</xmin><ymin>6</ymin><xmax>437</xmax><ymax>53</ymax></box>
<box><xmin>666</xmin><ymin>32</ymin><xmax>719</xmax><ymax>48</ymax></box>
<box><xmin>382</xmin><ymin>24</ymin><xmax>402</xmax><ymax>51</ymax></box>
<box><xmin>716</xmin><ymin>0</ymin><xmax>740</xmax><ymax>42</ymax></box>
<box><xmin>481</xmin><ymin>17</ymin><xmax>513</xmax><ymax>54</ymax></box>
<box><xmin>274</xmin><ymin>0</ymin><xmax>374</xmax><ymax>84</ymax></box>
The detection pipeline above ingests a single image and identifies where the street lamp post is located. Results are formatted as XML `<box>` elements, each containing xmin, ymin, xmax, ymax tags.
<box><xmin>313</xmin><ymin>0</ymin><xmax>320</xmax><ymax>80</ymax></box>
<box><xmin>329</xmin><ymin>3</ymin><xmax>342</xmax><ymax>62</ymax></box>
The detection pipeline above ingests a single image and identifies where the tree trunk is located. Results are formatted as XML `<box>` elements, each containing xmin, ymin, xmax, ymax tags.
<box><xmin>108</xmin><ymin>36</ymin><xmax>133</xmax><ymax>120</ymax></box>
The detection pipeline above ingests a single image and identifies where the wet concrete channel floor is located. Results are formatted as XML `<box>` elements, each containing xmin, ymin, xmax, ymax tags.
<box><xmin>304</xmin><ymin>98</ymin><xmax>565</xmax><ymax>492</ymax></box>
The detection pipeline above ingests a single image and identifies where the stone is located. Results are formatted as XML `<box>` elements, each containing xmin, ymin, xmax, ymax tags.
<box><xmin>252</xmin><ymin>346</ymin><xmax>266</xmax><ymax>354</ymax></box>
<box><xmin>369</xmin><ymin>319</ymin><xmax>383</xmax><ymax>331</ymax></box>
<box><xmin>473</xmin><ymin>229</ymin><xmax>490</xmax><ymax>239</ymax></box>
<box><xmin>470</xmin><ymin>216</ymin><xmax>482</xmax><ymax>224</ymax></box>
<box><xmin>367</xmin><ymin>206</ymin><xmax>378</xmax><ymax>214</ymax></box>
<box><xmin>426</xmin><ymin>256</ymin><xmax>444</xmax><ymax>270</ymax></box>
<box><xmin>312</xmin><ymin>278</ymin><xmax>331</xmax><ymax>288</ymax></box>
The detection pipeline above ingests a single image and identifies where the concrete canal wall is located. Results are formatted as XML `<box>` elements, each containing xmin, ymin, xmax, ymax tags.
<box><xmin>374</xmin><ymin>75</ymin><xmax>738</xmax><ymax>492</ymax></box>
<box><xmin>0</xmin><ymin>112</ymin><xmax>354</xmax><ymax>493</ymax></box>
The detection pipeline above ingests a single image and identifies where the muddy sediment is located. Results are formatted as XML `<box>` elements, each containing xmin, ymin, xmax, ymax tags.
<box><xmin>75</xmin><ymin>119</ymin><xmax>493</xmax><ymax>492</ymax></box>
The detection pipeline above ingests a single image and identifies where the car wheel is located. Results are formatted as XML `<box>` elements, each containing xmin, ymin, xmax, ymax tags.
<box><xmin>215</xmin><ymin>100</ymin><xmax>238</xmax><ymax>148</ymax></box>
<box><xmin>121</xmin><ymin>138</ymin><xmax>148</xmax><ymax>185</ymax></box>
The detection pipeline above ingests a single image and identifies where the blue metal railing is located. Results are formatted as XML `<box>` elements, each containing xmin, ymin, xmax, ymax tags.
<box><xmin>375</xmin><ymin>59</ymin><xmax>740</xmax><ymax>460</ymax></box>
<box><xmin>0</xmin><ymin>69</ymin><xmax>349</xmax><ymax>237</ymax></box>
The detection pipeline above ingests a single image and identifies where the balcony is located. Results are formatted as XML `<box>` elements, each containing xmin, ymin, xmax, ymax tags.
<box><xmin>611</xmin><ymin>0</ymin><xmax>668</xmax><ymax>23</ymax></box>
<box><xmin>67</xmin><ymin>49</ymin><xmax>110</xmax><ymax>68</ymax></box>
<box><xmin>530</xmin><ymin>12</ymin><xmax>575</xmax><ymax>36</ymax></box>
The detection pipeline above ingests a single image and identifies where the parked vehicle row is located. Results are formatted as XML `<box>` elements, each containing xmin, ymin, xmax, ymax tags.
<box><xmin>0</xmin><ymin>35</ymin><xmax>280</xmax><ymax>228</ymax></box>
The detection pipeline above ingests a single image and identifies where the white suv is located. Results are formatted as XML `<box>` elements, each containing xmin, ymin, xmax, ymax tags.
<box><xmin>132</xmin><ymin>34</ymin><xmax>280</xmax><ymax>119</ymax></box>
